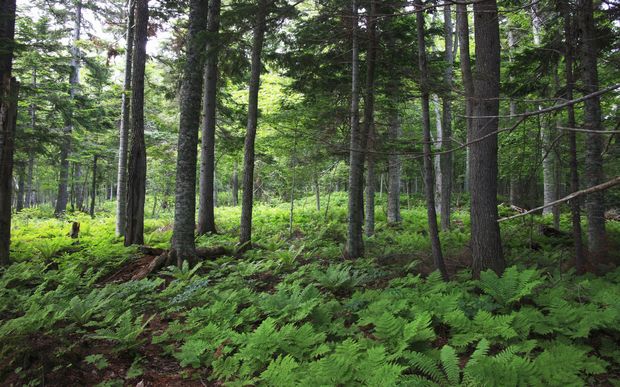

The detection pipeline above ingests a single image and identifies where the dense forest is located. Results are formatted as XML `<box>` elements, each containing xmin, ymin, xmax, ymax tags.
<box><xmin>0</xmin><ymin>0</ymin><xmax>619</xmax><ymax>384</ymax></box>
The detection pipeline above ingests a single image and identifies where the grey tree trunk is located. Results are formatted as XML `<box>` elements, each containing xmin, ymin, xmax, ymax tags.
<box><xmin>90</xmin><ymin>155</ymin><xmax>97</xmax><ymax>218</ymax></box>
<box><xmin>416</xmin><ymin>0</ymin><xmax>448</xmax><ymax>281</ymax></box>
<box><xmin>0</xmin><ymin>0</ymin><xmax>18</xmax><ymax>266</ymax></box>
<box><xmin>562</xmin><ymin>0</ymin><xmax>585</xmax><ymax>272</ymax></box>
<box><xmin>172</xmin><ymin>0</ymin><xmax>208</xmax><ymax>263</ymax></box>
<box><xmin>239</xmin><ymin>0</ymin><xmax>267</xmax><ymax>248</ymax></box>
<box><xmin>315</xmin><ymin>174</ymin><xmax>320</xmax><ymax>212</ymax></box>
<box><xmin>346</xmin><ymin>0</ymin><xmax>365</xmax><ymax>258</ymax></box>
<box><xmin>364</xmin><ymin>0</ymin><xmax>377</xmax><ymax>237</ymax></box>
<box><xmin>25</xmin><ymin>69</ymin><xmax>36</xmax><ymax>209</ymax></box>
<box><xmin>440</xmin><ymin>4</ymin><xmax>453</xmax><ymax>230</ymax></box>
<box><xmin>456</xmin><ymin>4</ymin><xmax>473</xmax><ymax>194</ymax></box>
<box><xmin>232</xmin><ymin>160</ymin><xmax>239</xmax><ymax>206</ymax></box>
<box><xmin>115</xmin><ymin>0</ymin><xmax>134</xmax><ymax>236</ymax></box>
<box><xmin>386</xmin><ymin>35</ymin><xmax>401</xmax><ymax>224</ymax></box>
<box><xmin>198</xmin><ymin>0</ymin><xmax>222</xmax><ymax>235</ymax></box>
<box><xmin>16</xmin><ymin>164</ymin><xmax>24</xmax><ymax>212</ymax></box>
<box><xmin>55</xmin><ymin>0</ymin><xmax>81</xmax><ymax>217</ymax></box>
<box><xmin>578</xmin><ymin>0</ymin><xmax>606</xmax><ymax>259</ymax></box>
<box><xmin>529</xmin><ymin>5</ymin><xmax>556</xmax><ymax>218</ymax></box>
<box><xmin>432</xmin><ymin>94</ymin><xmax>442</xmax><ymax>210</ymax></box>
<box><xmin>26</xmin><ymin>148</ymin><xmax>34</xmax><ymax>207</ymax></box>
<box><xmin>470</xmin><ymin>0</ymin><xmax>505</xmax><ymax>276</ymax></box>
<box><xmin>125</xmin><ymin>0</ymin><xmax>148</xmax><ymax>246</ymax></box>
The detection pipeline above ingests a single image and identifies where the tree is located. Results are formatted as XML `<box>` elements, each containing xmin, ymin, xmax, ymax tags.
<box><xmin>364</xmin><ymin>0</ymin><xmax>377</xmax><ymax>237</ymax></box>
<box><xmin>578</xmin><ymin>0</ymin><xmax>606</xmax><ymax>260</ymax></box>
<box><xmin>562</xmin><ymin>0</ymin><xmax>585</xmax><ymax>272</ymax></box>
<box><xmin>346</xmin><ymin>0</ymin><xmax>364</xmax><ymax>258</ymax></box>
<box><xmin>125</xmin><ymin>0</ymin><xmax>148</xmax><ymax>246</ymax></box>
<box><xmin>115</xmin><ymin>0</ymin><xmax>134</xmax><ymax>236</ymax></box>
<box><xmin>415</xmin><ymin>0</ymin><xmax>448</xmax><ymax>281</ymax></box>
<box><xmin>239</xmin><ymin>0</ymin><xmax>268</xmax><ymax>248</ymax></box>
<box><xmin>439</xmin><ymin>3</ymin><xmax>454</xmax><ymax>231</ymax></box>
<box><xmin>0</xmin><ymin>0</ymin><xmax>18</xmax><ymax>265</ymax></box>
<box><xmin>54</xmin><ymin>0</ymin><xmax>82</xmax><ymax>216</ymax></box>
<box><xmin>197</xmin><ymin>0</ymin><xmax>222</xmax><ymax>235</ymax></box>
<box><xmin>470</xmin><ymin>0</ymin><xmax>504</xmax><ymax>276</ymax></box>
<box><xmin>456</xmin><ymin>3</ymin><xmax>473</xmax><ymax>194</ymax></box>
<box><xmin>172</xmin><ymin>0</ymin><xmax>208</xmax><ymax>263</ymax></box>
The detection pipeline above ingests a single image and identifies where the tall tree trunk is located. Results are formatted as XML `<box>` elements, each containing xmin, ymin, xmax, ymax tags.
<box><xmin>578</xmin><ymin>0</ymin><xmax>606</xmax><ymax>260</ymax></box>
<box><xmin>386</xmin><ymin>33</ymin><xmax>402</xmax><ymax>224</ymax></box>
<box><xmin>26</xmin><ymin>148</ymin><xmax>34</xmax><ymax>207</ymax></box>
<box><xmin>456</xmin><ymin>3</ymin><xmax>473</xmax><ymax>194</ymax></box>
<box><xmin>232</xmin><ymin>160</ymin><xmax>238</xmax><ymax>206</ymax></box>
<box><xmin>90</xmin><ymin>155</ymin><xmax>97</xmax><ymax>217</ymax></box>
<box><xmin>315</xmin><ymin>173</ymin><xmax>320</xmax><ymax>212</ymax></box>
<box><xmin>172</xmin><ymin>0</ymin><xmax>208</xmax><ymax>262</ymax></box>
<box><xmin>116</xmin><ymin>0</ymin><xmax>134</xmax><ymax>236</ymax></box>
<box><xmin>440</xmin><ymin>4</ymin><xmax>453</xmax><ymax>230</ymax></box>
<box><xmin>563</xmin><ymin>0</ymin><xmax>585</xmax><ymax>272</ymax></box>
<box><xmin>55</xmin><ymin>0</ymin><xmax>81</xmax><ymax>216</ymax></box>
<box><xmin>364</xmin><ymin>0</ymin><xmax>377</xmax><ymax>237</ymax></box>
<box><xmin>416</xmin><ymin>0</ymin><xmax>448</xmax><ymax>280</ymax></box>
<box><xmin>198</xmin><ymin>0</ymin><xmax>222</xmax><ymax>235</ymax></box>
<box><xmin>432</xmin><ymin>94</ymin><xmax>442</xmax><ymax>211</ymax></box>
<box><xmin>470</xmin><ymin>0</ymin><xmax>505</xmax><ymax>276</ymax></box>
<box><xmin>239</xmin><ymin>0</ymin><xmax>267</xmax><ymax>248</ymax></box>
<box><xmin>0</xmin><ymin>0</ymin><xmax>17</xmax><ymax>265</ymax></box>
<box><xmin>75</xmin><ymin>164</ymin><xmax>84</xmax><ymax>211</ymax></box>
<box><xmin>529</xmin><ymin>5</ymin><xmax>557</xmax><ymax>218</ymax></box>
<box><xmin>346</xmin><ymin>0</ymin><xmax>365</xmax><ymax>257</ymax></box>
<box><xmin>16</xmin><ymin>164</ymin><xmax>24</xmax><ymax>212</ymax></box>
<box><xmin>125</xmin><ymin>0</ymin><xmax>148</xmax><ymax>246</ymax></box>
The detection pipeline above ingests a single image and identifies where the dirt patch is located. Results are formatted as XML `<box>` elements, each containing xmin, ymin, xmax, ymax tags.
<box><xmin>99</xmin><ymin>255</ymin><xmax>158</xmax><ymax>284</ymax></box>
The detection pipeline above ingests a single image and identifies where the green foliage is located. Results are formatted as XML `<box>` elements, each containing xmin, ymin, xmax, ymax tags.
<box><xmin>478</xmin><ymin>266</ymin><xmax>544</xmax><ymax>307</ymax></box>
<box><xmin>3</xmin><ymin>205</ymin><xmax>620</xmax><ymax>384</ymax></box>
<box><xmin>93</xmin><ymin>311</ymin><xmax>153</xmax><ymax>353</ymax></box>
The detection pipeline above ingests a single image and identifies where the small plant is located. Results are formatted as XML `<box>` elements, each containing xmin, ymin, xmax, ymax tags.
<box><xmin>312</xmin><ymin>263</ymin><xmax>368</xmax><ymax>292</ymax></box>
<box><xmin>160</xmin><ymin>260</ymin><xmax>203</xmax><ymax>281</ymax></box>
<box><xmin>93</xmin><ymin>310</ymin><xmax>153</xmax><ymax>352</ymax></box>
<box><xmin>85</xmin><ymin>354</ymin><xmax>109</xmax><ymax>370</ymax></box>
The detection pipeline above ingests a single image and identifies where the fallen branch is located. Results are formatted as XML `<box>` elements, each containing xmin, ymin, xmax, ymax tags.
<box><xmin>498</xmin><ymin>176</ymin><xmax>620</xmax><ymax>222</ymax></box>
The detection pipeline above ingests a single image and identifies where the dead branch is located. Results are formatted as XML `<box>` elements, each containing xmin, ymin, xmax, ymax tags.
<box><xmin>498</xmin><ymin>176</ymin><xmax>620</xmax><ymax>222</ymax></box>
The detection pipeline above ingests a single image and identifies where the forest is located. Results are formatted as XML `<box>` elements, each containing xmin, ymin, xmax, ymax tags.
<box><xmin>0</xmin><ymin>0</ymin><xmax>619</xmax><ymax>384</ymax></box>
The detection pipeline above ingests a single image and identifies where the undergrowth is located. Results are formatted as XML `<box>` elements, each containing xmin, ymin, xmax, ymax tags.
<box><xmin>1</xmin><ymin>195</ymin><xmax>619</xmax><ymax>385</ymax></box>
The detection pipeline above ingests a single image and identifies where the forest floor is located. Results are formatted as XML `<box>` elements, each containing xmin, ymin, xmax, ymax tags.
<box><xmin>1</xmin><ymin>193</ymin><xmax>620</xmax><ymax>386</ymax></box>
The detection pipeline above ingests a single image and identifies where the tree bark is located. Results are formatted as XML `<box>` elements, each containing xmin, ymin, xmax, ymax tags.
<box><xmin>172</xmin><ymin>0</ymin><xmax>208</xmax><ymax>263</ymax></box>
<box><xmin>470</xmin><ymin>0</ymin><xmax>505</xmax><ymax>276</ymax></box>
<box><xmin>456</xmin><ymin>3</ymin><xmax>473</xmax><ymax>194</ymax></box>
<box><xmin>239</xmin><ymin>0</ymin><xmax>267</xmax><ymax>248</ymax></box>
<box><xmin>578</xmin><ymin>0</ymin><xmax>606</xmax><ymax>259</ymax></box>
<box><xmin>562</xmin><ymin>0</ymin><xmax>585</xmax><ymax>272</ymax></box>
<box><xmin>346</xmin><ymin>0</ymin><xmax>365</xmax><ymax>257</ymax></box>
<box><xmin>232</xmin><ymin>160</ymin><xmax>239</xmax><ymax>206</ymax></box>
<box><xmin>0</xmin><ymin>0</ymin><xmax>17</xmax><ymax>266</ymax></box>
<box><xmin>364</xmin><ymin>0</ymin><xmax>377</xmax><ymax>237</ymax></box>
<box><xmin>16</xmin><ymin>163</ymin><xmax>24</xmax><ymax>212</ymax></box>
<box><xmin>125</xmin><ymin>0</ymin><xmax>148</xmax><ymax>246</ymax></box>
<box><xmin>90</xmin><ymin>155</ymin><xmax>97</xmax><ymax>217</ymax></box>
<box><xmin>26</xmin><ymin>148</ymin><xmax>34</xmax><ymax>207</ymax></box>
<box><xmin>386</xmin><ymin>34</ymin><xmax>401</xmax><ymax>224</ymax></box>
<box><xmin>116</xmin><ymin>0</ymin><xmax>134</xmax><ymax>236</ymax></box>
<box><xmin>55</xmin><ymin>0</ymin><xmax>82</xmax><ymax>216</ymax></box>
<box><xmin>416</xmin><ymin>0</ymin><xmax>448</xmax><ymax>281</ymax></box>
<box><xmin>198</xmin><ymin>0</ymin><xmax>222</xmax><ymax>235</ymax></box>
<box><xmin>440</xmin><ymin>4</ymin><xmax>453</xmax><ymax>230</ymax></box>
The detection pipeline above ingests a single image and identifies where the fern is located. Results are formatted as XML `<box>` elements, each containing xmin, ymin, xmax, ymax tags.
<box><xmin>478</xmin><ymin>266</ymin><xmax>544</xmax><ymax>307</ymax></box>
<box><xmin>440</xmin><ymin>345</ymin><xmax>460</xmax><ymax>385</ymax></box>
